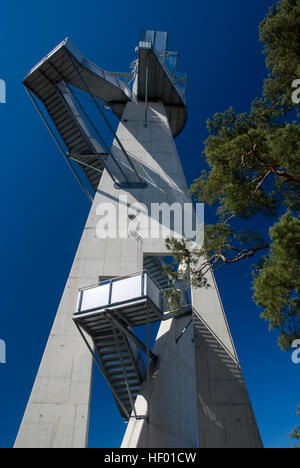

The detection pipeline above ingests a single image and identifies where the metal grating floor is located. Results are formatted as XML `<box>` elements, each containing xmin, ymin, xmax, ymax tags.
<box><xmin>23</xmin><ymin>38</ymin><xmax>131</xmax><ymax>192</ymax></box>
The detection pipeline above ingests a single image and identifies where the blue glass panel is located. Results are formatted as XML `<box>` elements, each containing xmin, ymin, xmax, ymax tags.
<box><xmin>165</xmin><ymin>54</ymin><xmax>178</xmax><ymax>77</ymax></box>
<box><xmin>154</xmin><ymin>31</ymin><xmax>167</xmax><ymax>55</ymax></box>
<box><xmin>144</xmin><ymin>30</ymin><xmax>155</xmax><ymax>44</ymax></box>
<box><xmin>176</xmin><ymin>81</ymin><xmax>185</xmax><ymax>93</ymax></box>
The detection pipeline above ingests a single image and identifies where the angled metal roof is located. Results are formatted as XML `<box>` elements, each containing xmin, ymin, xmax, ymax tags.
<box><xmin>23</xmin><ymin>38</ymin><xmax>131</xmax><ymax>116</ymax></box>
<box><xmin>23</xmin><ymin>39</ymin><xmax>132</xmax><ymax>193</ymax></box>
<box><xmin>137</xmin><ymin>40</ymin><xmax>187</xmax><ymax>137</ymax></box>
<box><xmin>22</xmin><ymin>33</ymin><xmax>188</xmax><ymax>198</ymax></box>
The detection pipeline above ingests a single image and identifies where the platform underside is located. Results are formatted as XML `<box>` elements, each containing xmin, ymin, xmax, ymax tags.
<box><xmin>73</xmin><ymin>296</ymin><xmax>163</xmax><ymax>420</ymax></box>
<box><xmin>138</xmin><ymin>46</ymin><xmax>187</xmax><ymax>137</ymax></box>
<box><xmin>74</xmin><ymin>297</ymin><xmax>163</xmax><ymax>333</ymax></box>
<box><xmin>23</xmin><ymin>39</ymin><xmax>132</xmax><ymax>191</ymax></box>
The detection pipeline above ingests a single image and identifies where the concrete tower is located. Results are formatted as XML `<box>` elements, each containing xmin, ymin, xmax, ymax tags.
<box><xmin>15</xmin><ymin>32</ymin><xmax>263</xmax><ymax>449</ymax></box>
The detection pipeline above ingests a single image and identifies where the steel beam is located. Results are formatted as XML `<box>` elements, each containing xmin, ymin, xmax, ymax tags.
<box><xmin>25</xmin><ymin>87</ymin><xmax>94</xmax><ymax>203</ymax></box>
<box><xmin>104</xmin><ymin>311</ymin><xmax>158</xmax><ymax>363</ymax></box>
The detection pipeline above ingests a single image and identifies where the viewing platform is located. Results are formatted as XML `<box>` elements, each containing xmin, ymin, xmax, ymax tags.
<box><xmin>74</xmin><ymin>272</ymin><xmax>165</xmax><ymax>329</ymax></box>
<box><xmin>22</xmin><ymin>32</ymin><xmax>188</xmax><ymax>199</ymax></box>
<box><xmin>73</xmin><ymin>270</ymin><xmax>191</xmax><ymax>420</ymax></box>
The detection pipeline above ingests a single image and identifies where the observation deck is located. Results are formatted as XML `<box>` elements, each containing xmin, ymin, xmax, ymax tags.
<box><xmin>23</xmin><ymin>38</ymin><xmax>133</xmax><ymax>194</ymax></box>
<box><xmin>22</xmin><ymin>32</ymin><xmax>188</xmax><ymax>199</ymax></box>
<box><xmin>73</xmin><ymin>267</ymin><xmax>191</xmax><ymax>421</ymax></box>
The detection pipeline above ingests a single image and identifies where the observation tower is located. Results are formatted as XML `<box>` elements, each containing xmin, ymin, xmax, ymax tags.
<box><xmin>15</xmin><ymin>31</ymin><xmax>263</xmax><ymax>449</ymax></box>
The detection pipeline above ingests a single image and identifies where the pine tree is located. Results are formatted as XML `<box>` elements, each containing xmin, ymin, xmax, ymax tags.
<box><xmin>289</xmin><ymin>405</ymin><xmax>300</xmax><ymax>447</ymax></box>
<box><xmin>166</xmin><ymin>0</ymin><xmax>300</xmax><ymax>444</ymax></box>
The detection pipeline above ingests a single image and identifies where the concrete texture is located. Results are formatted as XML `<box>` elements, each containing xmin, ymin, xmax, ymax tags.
<box><xmin>122</xmin><ymin>315</ymin><xmax>198</xmax><ymax>448</ymax></box>
<box><xmin>14</xmin><ymin>101</ymin><xmax>190</xmax><ymax>448</ymax></box>
<box><xmin>15</xmin><ymin>100</ymin><xmax>262</xmax><ymax>448</ymax></box>
<box><xmin>193</xmin><ymin>311</ymin><xmax>263</xmax><ymax>448</ymax></box>
<box><xmin>191</xmin><ymin>268</ymin><xmax>263</xmax><ymax>447</ymax></box>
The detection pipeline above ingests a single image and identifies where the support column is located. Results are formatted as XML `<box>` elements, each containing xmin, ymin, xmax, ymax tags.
<box><xmin>122</xmin><ymin>315</ymin><xmax>198</xmax><ymax>448</ymax></box>
<box><xmin>191</xmin><ymin>269</ymin><xmax>263</xmax><ymax>448</ymax></box>
<box><xmin>15</xmin><ymin>100</ymin><xmax>262</xmax><ymax>448</ymax></box>
<box><xmin>14</xmin><ymin>216</ymin><xmax>96</xmax><ymax>448</ymax></box>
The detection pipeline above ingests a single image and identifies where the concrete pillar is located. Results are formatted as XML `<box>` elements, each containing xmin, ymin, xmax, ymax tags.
<box><xmin>14</xmin><ymin>218</ymin><xmax>95</xmax><ymax>448</ymax></box>
<box><xmin>191</xmin><ymin>270</ymin><xmax>263</xmax><ymax>448</ymax></box>
<box><xmin>15</xmin><ymin>101</ymin><xmax>262</xmax><ymax>448</ymax></box>
<box><xmin>122</xmin><ymin>315</ymin><xmax>198</xmax><ymax>448</ymax></box>
<box><xmin>14</xmin><ymin>101</ymin><xmax>189</xmax><ymax>448</ymax></box>
<box><xmin>120</xmin><ymin>103</ymin><xmax>263</xmax><ymax>448</ymax></box>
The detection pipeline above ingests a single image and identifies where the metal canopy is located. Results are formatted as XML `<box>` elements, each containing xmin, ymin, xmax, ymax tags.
<box><xmin>23</xmin><ymin>34</ymin><xmax>188</xmax><ymax>197</ymax></box>
<box><xmin>23</xmin><ymin>38</ymin><xmax>131</xmax><ymax>117</ymax></box>
<box><xmin>137</xmin><ymin>39</ymin><xmax>187</xmax><ymax>137</ymax></box>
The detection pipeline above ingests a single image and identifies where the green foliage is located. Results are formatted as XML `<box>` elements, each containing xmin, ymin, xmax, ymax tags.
<box><xmin>290</xmin><ymin>426</ymin><xmax>300</xmax><ymax>440</ymax></box>
<box><xmin>163</xmin><ymin>288</ymin><xmax>185</xmax><ymax>315</ymax></box>
<box><xmin>165</xmin><ymin>0</ymin><xmax>300</xmax><ymax>447</ymax></box>
<box><xmin>185</xmin><ymin>99</ymin><xmax>300</xmax><ymax>350</ymax></box>
<box><xmin>254</xmin><ymin>213</ymin><xmax>300</xmax><ymax>349</ymax></box>
<box><xmin>259</xmin><ymin>0</ymin><xmax>300</xmax><ymax>113</ymax></box>
<box><xmin>166</xmin><ymin>0</ymin><xmax>300</xmax><ymax>352</ymax></box>
<box><xmin>190</xmin><ymin>105</ymin><xmax>300</xmax><ymax>218</ymax></box>
<box><xmin>290</xmin><ymin>405</ymin><xmax>300</xmax><ymax>446</ymax></box>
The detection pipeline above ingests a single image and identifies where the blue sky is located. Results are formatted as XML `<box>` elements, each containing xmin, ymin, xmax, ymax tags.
<box><xmin>0</xmin><ymin>0</ymin><xmax>299</xmax><ymax>449</ymax></box>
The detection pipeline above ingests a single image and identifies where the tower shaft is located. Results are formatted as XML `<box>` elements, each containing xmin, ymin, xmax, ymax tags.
<box><xmin>15</xmin><ymin>100</ymin><xmax>262</xmax><ymax>448</ymax></box>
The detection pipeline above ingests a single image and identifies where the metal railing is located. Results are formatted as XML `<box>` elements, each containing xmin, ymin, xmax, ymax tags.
<box><xmin>77</xmin><ymin>271</ymin><xmax>165</xmax><ymax>316</ymax></box>
<box><xmin>78</xmin><ymin>269</ymin><xmax>163</xmax><ymax>293</ymax></box>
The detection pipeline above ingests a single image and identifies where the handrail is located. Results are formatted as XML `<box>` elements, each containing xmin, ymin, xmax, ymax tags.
<box><xmin>78</xmin><ymin>269</ymin><xmax>163</xmax><ymax>293</ymax></box>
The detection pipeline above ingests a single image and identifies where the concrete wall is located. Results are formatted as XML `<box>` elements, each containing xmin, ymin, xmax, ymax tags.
<box><xmin>14</xmin><ymin>101</ymin><xmax>191</xmax><ymax>448</ymax></box>
<box><xmin>15</xmin><ymin>101</ymin><xmax>262</xmax><ymax>448</ymax></box>
<box><xmin>120</xmin><ymin>103</ymin><xmax>263</xmax><ymax>448</ymax></box>
<box><xmin>122</xmin><ymin>316</ymin><xmax>198</xmax><ymax>448</ymax></box>
<box><xmin>193</xmin><ymin>311</ymin><xmax>263</xmax><ymax>448</ymax></box>
<box><xmin>14</xmin><ymin>231</ymin><xmax>95</xmax><ymax>448</ymax></box>
<box><xmin>191</xmin><ymin>269</ymin><xmax>263</xmax><ymax>448</ymax></box>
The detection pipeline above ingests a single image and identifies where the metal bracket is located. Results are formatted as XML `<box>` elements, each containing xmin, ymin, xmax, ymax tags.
<box><xmin>25</xmin><ymin>86</ymin><xmax>94</xmax><ymax>204</ymax></box>
<box><xmin>104</xmin><ymin>310</ymin><xmax>158</xmax><ymax>364</ymax></box>
<box><xmin>114</xmin><ymin>182</ymin><xmax>148</xmax><ymax>190</ymax></box>
<box><xmin>175</xmin><ymin>317</ymin><xmax>193</xmax><ymax>344</ymax></box>
<box><xmin>129</xmin><ymin>415</ymin><xmax>147</xmax><ymax>421</ymax></box>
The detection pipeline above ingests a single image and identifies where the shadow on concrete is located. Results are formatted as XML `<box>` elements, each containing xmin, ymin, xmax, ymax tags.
<box><xmin>193</xmin><ymin>310</ymin><xmax>263</xmax><ymax>448</ymax></box>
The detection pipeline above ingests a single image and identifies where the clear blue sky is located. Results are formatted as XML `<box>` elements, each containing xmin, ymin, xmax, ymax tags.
<box><xmin>0</xmin><ymin>0</ymin><xmax>299</xmax><ymax>449</ymax></box>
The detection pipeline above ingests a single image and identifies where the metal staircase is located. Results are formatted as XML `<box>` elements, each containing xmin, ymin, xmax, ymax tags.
<box><xmin>144</xmin><ymin>256</ymin><xmax>170</xmax><ymax>290</ymax></box>
<box><xmin>73</xmin><ymin>256</ymin><xmax>192</xmax><ymax>421</ymax></box>
<box><xmin>73</xmin><ymin>271</ymin><xmax>164</xmax><ymax>421</ymax></box>
<box><xmin>92</xmin><ymin>328</ymin><xmax>145</xmax><ymax>420</ymax></box>
<box><xmin>23</xmin><ymin>34</ymin><xmax>188</xmax><ymax>198</ymax></box>
<box><xmin>23</xmin><ymin>38</ymin><xmax>134</xmax><ymax>194</ymax></box>
<box><xmin>45</xmin><ymin>83</ymin><xmax>107</xmax><ymax>191</ymax></box>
